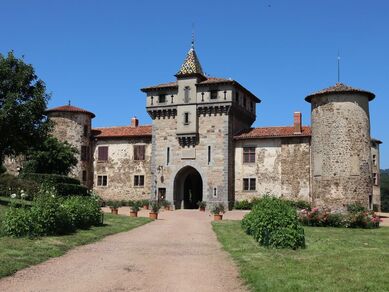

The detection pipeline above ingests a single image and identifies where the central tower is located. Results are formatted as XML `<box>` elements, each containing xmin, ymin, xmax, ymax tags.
<box><xmin>141</xmin><ymin>44</ymin><xmax>260</xmax><ymax>209</ymax></box>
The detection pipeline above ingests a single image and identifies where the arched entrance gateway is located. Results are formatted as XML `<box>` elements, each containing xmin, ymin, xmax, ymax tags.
<box><xmin>173</xmin><ymin>166</ymin><xmax>203</xmax><ymax>209</ymax></box>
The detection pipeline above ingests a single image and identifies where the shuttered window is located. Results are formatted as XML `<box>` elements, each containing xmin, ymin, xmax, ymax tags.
<box><xmin>81</xmin><ymin>146</ymin><xmax>89</xmax><ymax>161</ymax></box>
<box><xmin>243</xmin><ymin>147</ymin><xmax>256</xmax><ymax>163</ymax></box>
<box><xmin>98</xmin><ymin>146</ymin><xmax>108</xmax><ymax>161</ymax></box>
<box><xmin>134</xmin><ymin>145</ymin><xmax>145</xmax><ymax>161</ymax></box>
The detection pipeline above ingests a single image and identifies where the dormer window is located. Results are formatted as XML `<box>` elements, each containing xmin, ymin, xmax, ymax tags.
<box><xmin>158</xmin><ymin>94</ymin><xmax>166</xmax><ymax>103</ymax></box>
<box><xmin>210</xmin><ymin>90</ymin><xmax>218</xmax><ymax>99</ymax></box>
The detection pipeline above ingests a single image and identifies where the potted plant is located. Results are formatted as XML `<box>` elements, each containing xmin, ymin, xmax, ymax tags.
<box><xmin>211</xmin><ymin>203</ymin><xmax>225</xmax><ymax>221</ymax></box>
<box><xmin>142</xmin><ymin>199</ymin><xmax>150</xmax><ymax>210</ymax></box>
<box><xmin>161</xmin><ymin>200</ymin><xmax>172</xmax><ymax>211</ymax></box>
<box><xmin>149</xmin><ymin>201</ymin><xmax>160</xmax><ymax>219</ymax></box>
<box><xmin>108</xmin><ymin>200</ymin><xmax>120</xmax><ymax>215</ymax></box>
<box><xmin>197</xmin><ymin>201</ymin><xmax>206</xmax><ymax>212</ymax></box>
<box><xmin>129</xmin><ymin>200</ymin><xmax>142</xmax><ymax>217</ymax></box>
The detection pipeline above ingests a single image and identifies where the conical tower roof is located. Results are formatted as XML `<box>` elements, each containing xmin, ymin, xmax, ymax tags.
<box><xmin>175</xmin><ymin>44</ymin><xmax>204</xmax><ymax>78</ymax></box>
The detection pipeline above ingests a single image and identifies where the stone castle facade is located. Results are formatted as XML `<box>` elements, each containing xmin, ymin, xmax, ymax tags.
<box><xmin>32</xmin><ymin>44</ymin><xmax>382</xmax><ymax>210</ymax></box>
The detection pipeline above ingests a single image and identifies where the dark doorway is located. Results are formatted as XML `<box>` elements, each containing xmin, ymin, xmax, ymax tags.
<box><xmin>174</xmin><ymin>166</ymin><xmax>203</xmax><ymax>209</ymax></box>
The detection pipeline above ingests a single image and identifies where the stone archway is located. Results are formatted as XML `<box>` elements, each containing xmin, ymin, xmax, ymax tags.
<box><xmin>173</xmin><ymin>166</ymin><xmax>203</xmax><ymax>209</ymax></box>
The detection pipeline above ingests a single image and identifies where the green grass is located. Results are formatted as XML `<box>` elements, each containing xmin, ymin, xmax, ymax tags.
<box><xmin>0</xmin><ymin>208</ymin><xmax>151</xmax><ymax>278</ymax></box>
<box><xmin>213</xmin><ymin>220</ymin><xmax>389</xmax><ymax>292</ymax></box>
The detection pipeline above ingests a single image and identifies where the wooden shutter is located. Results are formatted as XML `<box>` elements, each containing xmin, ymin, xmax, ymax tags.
<box><xmin>98</xmin><ymin>146</ymin><xmax>108</xmax><ymax>161</ymax></box>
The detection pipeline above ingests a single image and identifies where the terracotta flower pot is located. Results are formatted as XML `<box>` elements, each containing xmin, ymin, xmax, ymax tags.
<box><xmin>213</xmin><ymin>214</ymin><xmax>223</xmax><ymax>221</ymax></box>
<box><xmin>199</xmin><ymin>207</ymin><xmax>205</xmax><ymax>212</ymax></box>
<box><xmin>164</xmin><ymin>206</ymin><xmax>170</xmax><ymax>211</ymax></box>
<box><xmin>149</xmin><ymin>212</ymin><xmax>158</xmax><ymax>220</ymax></box>
<box><xmin>130</xmin><ymin>211</ymin><xmax>138</xmax><ymax>217</ymax></box>
<box><xmin>143</xmin><ymin>205</ymin><xmax>149</xmax><ymax>210</ymax></box>
<box><xmin>111</xmin><ymin>208</ymin><xmax>118</xmax><ymax>215</ymax></box>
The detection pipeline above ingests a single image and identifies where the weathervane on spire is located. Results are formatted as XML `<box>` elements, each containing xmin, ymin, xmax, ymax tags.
<box><xmin>191</xmin><ymin>23</ymin><xmax>195</xmax><ymax>49</ymax></box>
<box><xmin>337</xmin><ymin>50</ymin><xmax>341</xmax><ymax>83</ymax></box>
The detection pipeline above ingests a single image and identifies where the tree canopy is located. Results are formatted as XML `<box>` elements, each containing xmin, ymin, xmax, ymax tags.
<box><xmin>22</xmin><ymin>136</ymin><xmax>78</xmax><ymax>175</ymax></box>
<box><xmin>0</xmin><ymin>51</ymin><xmax>50</xmax><ymax>161</ymax></box>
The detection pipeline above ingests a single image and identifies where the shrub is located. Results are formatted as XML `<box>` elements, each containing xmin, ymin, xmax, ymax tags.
<box><xmin>242</xmin><ymin>196</ymin><xmax>305</xmax><ymax>249</ymax></box>
<box><xmin>129</xmin><ymin>200</ymin><xmax>142</xmax><ymax>212</ymax></box>
<box><xmin>107</xmin><ymin>200</ymin><xmax>121</xmax><ymax>209</ymax></box>
<box><xmin>62</xmin><ymin>196</ymin><xmax>102</xmax><ymax>229</ymax></box>
<box><xmin>234</xmin><ymin>200</ymin><xmax>252</xmax><ymax>210</ymax></box>
<box><xmin>141</xmin><ymin>199</ymin><xmax>150</xmax><ymax>207</ymax></box>
<box><xmin>3</xmin><ymin>207</ymin><xmax>33</xmax><ymax>237</ymax></box>
<box><xmin>211</xmin><ymin>203</ymin><xmax>225</xmax><ymax>215</ymax></box>
<box><xmin>0</xmin><ymin>173</ymin><xmax>39</xmax><ymax>200</ymax></box>
<box><xmin>54</xmin><ymin>183</ymin><xmax>89</xmax><ymax>197</ymax></box>
<box><xmin>197</xmin><ymin>201</ymin><xmax>207</xmax><ymax>209</ymax></box>
<box><xmin>347</xmin><ymin>203</ymin><xmax>366</xmax><ymax>214</ymax></box>
<box><xmin>20</xmin><ymin>173</ymin><xmax>81</xmax><ymax>185</ymax></box>
<box><xmin>150</xmin><ymin>201</ymin><xmax>160</xmax><ymax>213</ymax></box>
<box><xmin>286</xmin><ymin>200</ymin><xmax>311</xmax><ymax>211</ymax></box>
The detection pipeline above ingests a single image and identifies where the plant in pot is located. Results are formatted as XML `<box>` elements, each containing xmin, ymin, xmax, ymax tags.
<box><xmin>161</xmin><ymin>200</ymin><xmax>172</xmax><ymax>211</ymax></box>
<box><xmin>108</xmin><ymin>200</ymin><xmax>120</xmax><ymax>215</ymax></box>
<box><xmin>149</xmin><ymin>201</ymin><xmax>160</xmax><ymax>219</ymax></box>
<box><xmin>129</xmin><ymin>200</ymin><xmax>142</xmax><ymax>217</ymax></box>
<box><xmin>142</xmin><ymin>199</ymin><xmax>150</xmax><ymax>210</ymax></box>
<box><xmin>211</xmin><ymin>203</ymin><xmax>225</xmax><ymax>221</ymax></box>
<box><xmin>197</xmin><ymin>201</ymin><xmax>207</xmax><ymax>212</ymax></box>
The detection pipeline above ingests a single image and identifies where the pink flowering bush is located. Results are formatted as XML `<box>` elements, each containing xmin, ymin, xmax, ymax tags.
<box><xmin>299</xmin><ymin>207</ymin><xmax>381</xmax><ymax>229</ymax></box>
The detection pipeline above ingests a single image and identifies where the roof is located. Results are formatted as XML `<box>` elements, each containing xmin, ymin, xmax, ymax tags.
<box><xmin>305</xmin><ymin>83</ymin><xmax>375</xmax><ymax>102</ymax></box>
<box><xmin>46</xmin><ymin>105</ymin><xmax>96</xmax><ymax>118</ymax></box>
<box><xmin>92</xmin><ymin>125</ymin><xmax>152</xmax><ymax>139</ymax></box>
<box><xmin>175</xmin><ymin>46</ymin><xmax>204</xmax><ymax>77</ymax></box>
<box><xmin>371</xmin><ymin>138</ymin><xmax>383</xmax><ymax>145</ymax></box>
<box><xmin>234</xmin><ymin>126</ymin><xmax>311</xmax><ymax>140</ymax></box>
<box><xmin>141</xmin><ymin>76</ymin><xmax>260</xmax><ymax>102</ymax></box>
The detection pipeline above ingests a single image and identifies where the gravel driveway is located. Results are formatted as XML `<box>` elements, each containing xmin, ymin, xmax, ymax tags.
<box><xmin>0</xmin><ymin>209</ymin><xmax>247</xmax><ymax>292</ymax></box>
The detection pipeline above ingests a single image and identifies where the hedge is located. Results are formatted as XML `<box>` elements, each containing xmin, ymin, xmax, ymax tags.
<box><xmin>20</xmin><ymin>173</ymin><xmax>81</xmax><ymax>185</ymax></box>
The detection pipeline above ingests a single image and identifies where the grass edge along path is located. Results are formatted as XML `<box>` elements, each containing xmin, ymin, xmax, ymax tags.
<box><xmin>0</xmin><ymin>213</ymin><xmax>151</xmax><ymax>278</ymax></box>
<box><xmin>212</xmin><ymin>220</ymin><xmax>389</xmax><ymax>292</ymax></box>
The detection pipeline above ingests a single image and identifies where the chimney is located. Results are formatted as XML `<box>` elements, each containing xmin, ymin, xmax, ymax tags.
<box><xmin>293</xmin><ymin>112</ymin><xmax>302</xmax><ymax>134</ymax></box>
<box><xmin>131</xmin><ymin>116</ymin><xmax>139</xmax><ymax>127</ymax></box>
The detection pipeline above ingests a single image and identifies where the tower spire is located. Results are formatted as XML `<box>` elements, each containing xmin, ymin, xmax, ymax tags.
<box><xmin>337</xmin><ymin>50</ymin><xmax>340</xmax><ymax>83</ymax></box>
<box><xmin>191</xmin><ymin>23</ymin><xmax>195</xmax><ymax>48</ymax></box>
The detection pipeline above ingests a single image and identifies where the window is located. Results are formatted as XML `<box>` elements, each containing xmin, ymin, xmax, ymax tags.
<box><xmin>82</xmin><ymin>171</ymin><xmax>87</xmax><ymax>182</ymax></box>
<box><xmin>97</xmin><ymin>175</ymin><xmax>107</xmax><ymax>186</ymax></box>
<box><xmin>213</xmin><ymin>187</ymin><xmax>217</xmax><ymax>197</ymax></box>
<box><xmin>210</xmin><ymin>90</ymin><xmax>218</xmax><ymax>99</ymax></box>
<box><xmin>83</xmin><ymin>125</ymin><xmax>88</xmax><ymax>137</ymax></box>
<box><xmin>167</xmin><ymin>147</ymin><xmax>170</xmax><ymax>165</ymax></box>
<box><xmin>243</xmin><ymin>178</ymin><xmax>256</xmax><ymax>191</ymax></box>
<box><xmin>81</xmin><ymin>146</ymin><xmax>89</xmax><ymax>161</ymax></box>
<box><xmin>151</xmin><ymin>96</ymin><xmax>154</xmax><ymax>105</ymax></box>
<box><xmin>208</xmin><ymin>146</ymin><xmax>211</xmax><ymax>165</ymax></box>
<box><xmin>372</xmin><ymin>154</ymin><xmax>377</xmax><ymax>166</ymax></box>
<box><xmin>134</xmin><ymin>145</ymin><xmax>145</xmax><ymax>161</ymax></box>
<box><xmin>373</xmin><ymin>173</ymin><xmax>378</xmax><ymax>185</ymax></box>
<box><xmin>134</xmin><ymin>175</ymin><xmax>144</xmax><ymax>187</ymax></box>
<box><xmin>184</xmin><ymin>112</ymin><xmax>189</xmax><ymax>125</ymax></box>
<box><xmin>184</xmin><ymin>86</ymin><xmax>190</xmax><ymax>103</ymax></box>
<box><xmin>98</xmin><ymin>146</ymin><xmax>108</xmax><ymax>161</ymax></box>
<box><xmin>158</xmin><ymin>94</ymin><xmax>166</xmax><ymax>103</ymax></box>
<box><xmin>243</xmin><ymin>147</ymin><xmax>256</xmax><ymax>163</ymax></box>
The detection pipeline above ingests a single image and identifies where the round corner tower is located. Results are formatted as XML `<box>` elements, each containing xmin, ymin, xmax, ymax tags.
<box><xmin>45</xmin><ymin>104</ymin><xmax>95</xmax><ymax>188</ymax></box>
<box><xmin>305</xmin><ymin>83</ymin><xmax>375</xmax><ymax>210</ymax></box>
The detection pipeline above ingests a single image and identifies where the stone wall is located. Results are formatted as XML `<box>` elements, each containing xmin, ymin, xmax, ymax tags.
<box><xmin>234</xmin><ymin>137</ymin><xmax>311</xmax><ymax>202</ymax></box>
<box><xmin>371</xmin><ymin>143</ymin><xmax>381</xmax><ymax>211</ymax></box>
<box><xmin>93</xmin><ymin>138</ymin><xmax>152</xmax><ymax>201</ymax></box>
<box><xmin>310</xmin><ymin>93</ymin><xmax>372</xmax><ymax>210</ymax></box>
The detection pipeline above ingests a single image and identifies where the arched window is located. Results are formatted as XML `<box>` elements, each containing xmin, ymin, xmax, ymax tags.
<box><xmin>184</xmin><ymin>86</ymin><xmax>190</xmax><ymax>103</ymax></box>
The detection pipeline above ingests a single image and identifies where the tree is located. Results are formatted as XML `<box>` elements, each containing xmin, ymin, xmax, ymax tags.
<box><xmin>22</xmin><ymin>136</ymin><xmax>78</xmax><ymax>175</ymax></box>
<box><xmin>0</xmin><ymin>51</ymin><xmax>50</xmax><ymax>162</ymax></box>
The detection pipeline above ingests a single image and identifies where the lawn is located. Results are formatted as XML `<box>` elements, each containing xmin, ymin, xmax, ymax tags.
<box><xmin>0</xmin><ymin>206</ymin><xmax>151</xmax><ymax>278</ymax></box>
<box><xmin>213</xmin><ymin>220</ymin><xmax>389</xmax><ymax>292</ymax></box>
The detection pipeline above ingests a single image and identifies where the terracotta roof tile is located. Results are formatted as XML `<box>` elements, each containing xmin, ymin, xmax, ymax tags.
<box><xmin>92</xmin><ymin>125</ymin><xmax>152</xmax><ymax>139</ymax></box>
<box><xmin>305</xmin><ymin>83</ymin><xmax>375</xmax><ymax>102</ymax></box>
<box><xmin>46</xmin><ymin>105</ymin><xmax>95</xmax><ymax>118</ymax></box>
<box><xmin>234</xmin><ymin>126</ymin><xmax>311</xmax><ymax>140</ymax></box>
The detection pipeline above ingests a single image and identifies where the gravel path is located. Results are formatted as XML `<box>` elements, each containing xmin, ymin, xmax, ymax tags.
<box><xmin>0</xmin><ymin>209</ymin><xmax>247</xmax><ymax>292</ymax></box>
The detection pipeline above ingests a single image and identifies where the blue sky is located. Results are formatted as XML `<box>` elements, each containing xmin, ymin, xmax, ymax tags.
<box><xmin>1</xmin><ymin>0</ymin><xmax>388</xmax><ymax>168</ymax></box>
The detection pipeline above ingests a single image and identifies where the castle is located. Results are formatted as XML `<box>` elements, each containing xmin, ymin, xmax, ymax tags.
<box><xmin>31</xmin><ymin>44</ymin><xmax>382</xmax><ymax>210</ymax></box>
